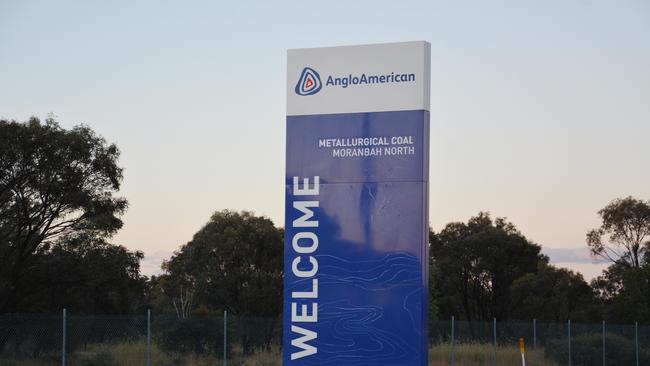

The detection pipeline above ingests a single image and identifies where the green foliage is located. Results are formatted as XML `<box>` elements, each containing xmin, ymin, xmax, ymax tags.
<box><xmin>593</xmin><ymin>265</ymin><xmax>650</xmax><ymax>323</ymax></box>
<box><xmin>613</xmin><ymin>266</ymin><xmax>650</xmax><ymax>322</ymax></box>
<box><xmin>545</xmin><ymin>333</ymin><xmax>650</xmax><ymax>366</ymax></box>
<box><xmin>231</xmin><ymin>317</ymin><xmax>281</xmax><ymax>354</ymax></box>
<box><xmin>66</xmin><ymin>315</ymin><xmax>148</xmax><ymax>354</ymax></box>
<box><xmin>428</xmin><ymin>261</ymin><xmax>439</xmax><ymax>321</ymax></box>
<box><xmin>0</xmin><ymin>315</ymin><xmax>61</xmax><ymax>358</ymax></box>
<box><xmin>510</xmin><ymin>264</ymin><xmax>596</xmax><ymax>322</ymax></box>
<box><xmin>160</xmin><ymin>210</ymin><xmax>283</xmax><ymax>318</ymax></box>
<box><xmin>33</xmin><ymin>237</ymin><xmax>146</xmax><ymax>314</ymax></box>
<box><xmin>158</xmin><ymin>210</ymin><xmax>283</xmax><ymax>354</ymax></box>
<box><xmin>0</xmin><ymin>229</ymin><xmax>147</xmax><ymax>314</ymax></box>
<box><xmin>431</xmin><ymin>213</ymin><xmax>545</xmax><ymax>321</ymax></box>
<box><xmin>157</xmin><ymin>317</ymin><xmax>226</xmax><ymax>356</ymax></box>
<box><xmin>428</xmin><ymin>231</ymin><xmax>439</xmax><ymax>316</ymax></box>
<box><xmin>587</xmin><ymin>196</ymin><xmax>650</xmax><ymax>268</ymax></box>
<box><xmin>588</xmin><ymin>197</ymin><xmax>650</xmax><ymax>324</ymax></box>
<box><xmin>0</xmin><ymin>117</ymin><xmax>128</xmax><ymax>313</ymax></box>
<box><xmin>427</xmin><ymin>256</ymin><xmax>440</xmax><ymax>331</ymax></box>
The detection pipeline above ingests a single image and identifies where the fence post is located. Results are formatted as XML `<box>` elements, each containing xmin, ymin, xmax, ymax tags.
<box><xmin>62</xmin><ymin>308</ymin><xmax>67</xmax><ymax>366</ymax></box>
<box><xmin>147</xmin><ymin>309</ymin><xmax>152</xmax><ymax>366</ymax></box>
<box><xmin>602</xmin><ymin>320</ymin><xmax>605</xmax><ymax>366</ymax></box>
<box><xmin>533</xmin><ymin>318</ymin><xmax>537</xmax><ymax>350</ymax></box>
<box><xmin>634</xmin><ymin>322</ymin><xmax>639</xmax><ymax>366</ymax></box>
<box><xmin>451</xmin><ymin>316</ymin><xmax>455</xmax><ymax>366</ymax></box>
<box><xmin>493</xmin><ymin>318</ymin><xmax>497</xmax><ymax>366</ymax></box>
<box><xmin>567</xmin><ymin>319</ymin><xmax>571</xmax><ymax>366</ymax></box>
<box><xmin>223</xmin><ymin>310</ymin><xmax>228</xmax><ymax>366</ymax></box>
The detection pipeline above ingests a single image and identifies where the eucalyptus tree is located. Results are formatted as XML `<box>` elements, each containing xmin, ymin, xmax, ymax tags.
<box><xmin>0</xmin><ymin>117</ymin><xmax>127</xmax><ymax>312</ymax></box>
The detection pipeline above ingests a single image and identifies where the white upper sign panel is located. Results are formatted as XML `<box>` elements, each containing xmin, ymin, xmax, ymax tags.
<box><xmin>287</xmin><ymin>41</ymin><xmax>431</xmax><ymax>116</ymax></box>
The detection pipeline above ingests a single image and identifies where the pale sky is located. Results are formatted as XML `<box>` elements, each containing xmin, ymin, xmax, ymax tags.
<box><xmin>1</xmin><ymin>0</ymin><xmax>648</xmax><ymax>280</ymax></box>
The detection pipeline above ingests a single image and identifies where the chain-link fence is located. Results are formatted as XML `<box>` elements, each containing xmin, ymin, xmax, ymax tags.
<box><xmin>430</xmin><ymin>318</ymin><xmax>650</xmax><ymax>366</ymax></box>
<box><xmin>1</xmin><ymin>312</ymin><xmax>648</xmax><ymax>365</ymax></box>
<box><xmin>0</xmin><ymin>311</ymin><xmax>282</xmax><ymax>366</ymax></box>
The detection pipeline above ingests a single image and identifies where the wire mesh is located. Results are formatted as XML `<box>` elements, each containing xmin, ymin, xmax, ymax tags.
<box><xmin>66</xmin><ymin>314</ymin><xmax>147</xmax><ymax>365</ymax></box>
<box><xmin>1</xmin><ymin>314</ymin><xmax>649</xmax><ymax>366</ymax></box>
<box><xmin>638</xmin><ymin>323</ymin><xmax>650</xmax><ymax>366</ymax></box>
<box><xmin>0</xmin><ymin>314</ymin><xmax>62</xmax><ymax>365</ymax></box>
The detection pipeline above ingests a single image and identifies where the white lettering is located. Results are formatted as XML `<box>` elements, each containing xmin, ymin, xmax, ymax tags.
<box><xmin>292</xmin><ymin>232</ymin><xmax>318</xmax><ymax>254</ymax></box>
<box><xmin>292</xmin><ymin>256</ymin><xmax>318</xmax><ymax>278</ymax></box>
<box><xmin>293</xmin><ymin>201</ymin><xmax>318</xmax><ymax>227</ymax></box>
<box><xmin>289</xmin><ymin>175</ymin><xmax>320</xmax><ymax>360</ymax></box>
<box><xmin>292</xmin><ymin>279</ymin><xmax>318</xmax><ymax>299</ymax></box>
<box><xmin>294</xmin><ymin>176</ymin><xmax>319</xmax><ymax>196</ymax></box>
<box><xmin>291</xmin><ymin>325</ymin><xmax>317</xmax><ymax>360</ymax></box>
<box><xmin>292</xmin><ymin>302</ymin><xmax>318</xmax><ymax>322</ymax></box>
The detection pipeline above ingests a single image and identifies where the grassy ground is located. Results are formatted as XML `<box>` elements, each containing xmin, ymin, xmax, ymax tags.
<box><xmin>0</xmin><ymin>357</ymin><xmax>58</xmax><ymax>366</ymax></box>
<box><xmin>1</xmin><ymin>341</ymin><xmax>559</xmax><ymax>366</ymax></box>
<box><xmin>430</xmin><ymin>343</ymin><xmax>558</xmax><ymax>366</ymax></box>
<box><xmin>72</xmin><ymin>341</ymin><xmax>281</xmax><ymax>366</ymax></box>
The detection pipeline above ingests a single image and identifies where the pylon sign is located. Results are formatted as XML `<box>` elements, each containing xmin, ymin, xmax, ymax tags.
<box><xmin>284</xmin><ymin>41</ymin><xmax>431</xmax><ymax>366</ymax></box>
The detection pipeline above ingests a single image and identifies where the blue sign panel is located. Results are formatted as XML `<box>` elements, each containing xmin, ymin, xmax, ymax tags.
<box><xmin>284</xmin><ymin>42</ymin><xmax>430</xmax><ymax>366</ymax></box>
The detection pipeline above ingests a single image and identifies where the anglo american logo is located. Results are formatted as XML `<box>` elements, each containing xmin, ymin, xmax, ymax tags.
<box><xmin>295</xmin><ymin>67</ymin><xmax>322</xmax><ymax>96</ymax></box>
<box><xmin>295</xmin><ymin>66</ymin><xmax>417</xmax><ymax>96</ymax></box>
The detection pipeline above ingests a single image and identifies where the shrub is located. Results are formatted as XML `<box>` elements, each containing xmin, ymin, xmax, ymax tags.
<box><xmin>0</xmin><ymin>316</ymin><xmax>61</xmax><ymax>358</ymax></box>
<box><xmin>233</xmin><ymin>317</ymin><xmax>280</xmax><ymax>355</ymax></box>
<box><xmin>545</xmin><ymin>333</ymin><xmax>650</xmax><ymax>366</ymax></box>
<box><xmin>157</xmin><ymin>317</ymin><xmax>226</xmax><ymax>356</ymax></box>
<box><xmin>67</xmin><ymin>316</ymin><xmax>146</xmax><ymax>353</ymax></box>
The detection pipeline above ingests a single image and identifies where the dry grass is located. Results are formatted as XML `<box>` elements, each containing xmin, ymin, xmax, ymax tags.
<box><xmin>74</xmin><ymin>341</ymin><xmax>283</xmax><ymax>366</ymax></box>
<box><xmin>228</xmin><ymin>345</ymin><xmax>281</xmax><ymax>366</ymax></box>
<box><xmin>72</xmin><ymin>341</ymin><xmax>148</xmax><ymax>366</ymax></box>
<box><xmin>0</xmin><ymin>357</ymin><xmax>58</xmax><ymax>366</ymax></box>
<box><xmin>2</xmin><ymin>341</ymin><xmax>562</xmax><ymax>366</ymax></box>
<box><xmin>73</xmin><ymin>340</ymin><xmax>219</xmax><ymax>366</ymax></box>
<box><xmin>430</xmin><ymin>343</ymin><xmax>559</xmax><ymax>366</ymax></box>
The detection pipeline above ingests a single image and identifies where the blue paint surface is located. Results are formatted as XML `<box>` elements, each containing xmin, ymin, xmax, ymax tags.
<box><xmin>286</xmin><ymin>111</ymin><xmax>428</xmax><ymax>184</ymax></box>
<box><xmin>283</xmin><ymin>110</ymin><xmax>429</xmax><ymax>366</ymax></box>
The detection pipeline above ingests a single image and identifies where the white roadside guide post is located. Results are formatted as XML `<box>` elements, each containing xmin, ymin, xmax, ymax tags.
<box><xmin>520</xmin><ymin>337</ymin><xmax>526</xmax><ymax>366</ymax></box>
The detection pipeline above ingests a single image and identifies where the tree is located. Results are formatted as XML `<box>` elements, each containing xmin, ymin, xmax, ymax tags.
<box><xmin>6</xmin><ymin>234</ymin><xmax>148</xmax><ymax>314</ymax></box>
<box><xmin>431</xmin><ymin>213</ymin><xmax>545</xmax><ymax>321</ymax></box>
<box><xmin>0</xmin><ymin>117</ymin><xmax>127</xmax><ymax>313</ymax></box>
<box><xmin>607</xmin><ymin>266</ymin><xmax>650</xmax><ymax>323</ymax></box>
<box><xmin>591</xmin><ymin>263</ymin><xmax>650</xmax><ymax>324</ymax></box>
<box><xmin>509</xmin><ymin>263</ymin><xmax>596</xmax><ymax>322</ymax></box>
<box><xmin>0</xmin><ymin>235</ymin><xmax>148</xmax><ymax>355</ymax></box>
<box><xmin>36</xmin><ymin>235</ymin><xmax>147</xmax><ymax>314</ymax></box>
<box><xmin>586</xmin><ymin>196</ymin><xmax>650</xmax><ymax>268</ymax></box>
<box><xmin>427</xmin><ymin>257</ymin><xmax>439</xmax><ymax>321</ymax></box>
<box><xmin>586</xmin><ymin>197</ymin><xmax>650</xmax><ymax>324</ymax></box>
<box><xmin>161</xmin><ymin>210</ymin><xmax>283</xmax><ymax>353</ymax></box>
<box><xmin>162</xmin><ymin>210</ymin><xmax>283</xmax><ymax>317</ymax></box>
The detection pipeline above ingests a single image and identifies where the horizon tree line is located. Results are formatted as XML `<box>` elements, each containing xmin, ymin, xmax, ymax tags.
<box><xmin>1</xmin><ymin>117</ymin><xmax>649</xmax><ymax>326</ymax></box>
